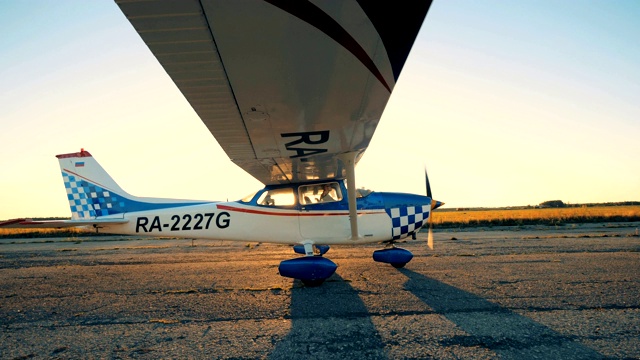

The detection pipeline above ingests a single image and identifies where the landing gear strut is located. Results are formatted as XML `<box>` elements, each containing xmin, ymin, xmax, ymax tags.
<box><xmin>293</xmin><ymin>244</ymin><xmax>330</xmax><ymax>256</ymax></box>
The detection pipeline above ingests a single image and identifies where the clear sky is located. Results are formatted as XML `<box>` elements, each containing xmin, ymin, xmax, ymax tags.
<box><xmin>1</xmin><ymin>1</ymin><xmax>639</xmax><ymax>219</ymax></box>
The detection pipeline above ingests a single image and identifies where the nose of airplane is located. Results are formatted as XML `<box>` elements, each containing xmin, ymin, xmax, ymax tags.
<box><xmin>431</xmin><ymin>199</ymin><xmax>445</xmax><ymax>210</ymax></box>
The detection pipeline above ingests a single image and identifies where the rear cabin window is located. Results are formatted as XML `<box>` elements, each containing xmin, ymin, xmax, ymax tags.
<box><xmin>299</xmin><ymin>183</ymin><xmax>342</xmax><ymax>204</ymax></box>
<box><xmin>256</xmin><ymin>188</ymin><xmax>296</xmax><ymax>207</ymax></box>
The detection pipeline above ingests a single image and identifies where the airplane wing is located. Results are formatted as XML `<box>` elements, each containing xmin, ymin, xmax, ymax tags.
<box><xmin>116</xmin><ymin>0</ymin><xmax>432</xmax><ymax>184</ymax></box>
<box><xmin>0</xmin><ymin>218</ymin><xmax>128</xmax><ymax>229</ymax></box>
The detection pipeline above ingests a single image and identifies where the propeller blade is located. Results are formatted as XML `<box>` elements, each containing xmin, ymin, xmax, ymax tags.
<box><xmin>425</xmin><ymin>166</ymin><xmax>437</xmax><ymax>249</ymax></box>
<box><xmin>427</xmin><ymin>216</ymin><xmax>434</xmax><ymax>250</ymax></box>
<box><xmin>425</xmin><ymin>167</ymin><xmax>433</xmax><ymax>198</ymax></box>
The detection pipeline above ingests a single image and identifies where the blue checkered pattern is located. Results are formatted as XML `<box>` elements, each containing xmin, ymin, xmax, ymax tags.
<box><xmin>385</xmin><ymin>205</ymin><xmax>430</xmax><ymax>240</ymax></box>
<box><xmin>62</xmin><ymin>171</ymin><xmax>125</xmax><ymax>219</ymax></box>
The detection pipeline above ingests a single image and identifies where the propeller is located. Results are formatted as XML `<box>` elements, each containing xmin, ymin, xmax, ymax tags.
<box><xmin>426</xmin><ymin>168</ymin><xmax>434</xmax><ymax>249</ymax></box>
<box><xmin>424</xmin><ymin>167</ymin><xmax>444</xmax><ymax>250</ymax></box>
<box><xmin>425</xmin><ymin>168</ymin><xmax>433</xmax><ymax>199</ymax></box>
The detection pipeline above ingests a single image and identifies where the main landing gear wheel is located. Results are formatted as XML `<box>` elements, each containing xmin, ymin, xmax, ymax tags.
<box><xmin>373</xmin><ymin>247</ymin><xmax>414</xmax><ymax>268</ymax></box>
<box><xmin>278</xmin><ymin>256</ymin><xmax>337</xmax><ymax>286</ymax></box>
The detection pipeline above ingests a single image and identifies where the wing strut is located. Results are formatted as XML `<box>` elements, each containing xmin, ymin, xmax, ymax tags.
<box><xmin>338</xmin><ymin>152</ymin><xmax>360</xmax><ymax>240</ymax></box>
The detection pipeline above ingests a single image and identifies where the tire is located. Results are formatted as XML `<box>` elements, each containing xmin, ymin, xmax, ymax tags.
<box><xmin>391</xmin><ymin>263</ymin><xmax>407</xmax><ymax>268</ymax></box>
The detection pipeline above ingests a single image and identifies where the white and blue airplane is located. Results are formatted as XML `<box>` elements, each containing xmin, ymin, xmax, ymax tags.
<box><xmin>1</xmin><ymin>0</ymin><xmax>443</xmax><ymax>286</ymax></box>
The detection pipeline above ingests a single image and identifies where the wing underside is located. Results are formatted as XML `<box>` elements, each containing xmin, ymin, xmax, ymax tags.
<box><xmin>116</xmin><ymin>0</ymin><xmax>431</xmax><ymax>184</ymax></box>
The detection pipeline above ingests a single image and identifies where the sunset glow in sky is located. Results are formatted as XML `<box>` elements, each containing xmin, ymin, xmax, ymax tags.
<box><xmin>1</xmin><ymin>1</ymin><xmax>639</xmax><ymax>219</ymax></box>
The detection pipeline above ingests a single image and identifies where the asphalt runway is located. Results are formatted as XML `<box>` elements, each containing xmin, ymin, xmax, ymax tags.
<box><xmin>1</xmin><ymin>222</ymin><xmax>639</xmax><ymax>359</ymax></box>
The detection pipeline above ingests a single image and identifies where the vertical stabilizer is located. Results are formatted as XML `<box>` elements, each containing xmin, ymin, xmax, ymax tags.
<box><xmin>57</xmin><ymin>149</ymin><xmax>132</xmax><ymax>219</ymax></box>
<box><xmin>56</xmin><ymin>149</ymin><xmax>208</xmax><ymax>219</ymax></box>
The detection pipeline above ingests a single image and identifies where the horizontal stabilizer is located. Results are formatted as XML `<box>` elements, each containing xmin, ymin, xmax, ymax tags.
<box><xmin>0</xmin><ymin>218</ymin><xmax>128</xmax><ymax>229</ymax></box>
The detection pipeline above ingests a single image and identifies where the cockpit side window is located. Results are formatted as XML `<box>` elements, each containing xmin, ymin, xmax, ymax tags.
<box><xmin>298</xmin><ymin>182</ymin><xmax>342</xmax><ymax>204</ymax></box>
<box><xmin>256</xmin><ymin>188</ymin><xmax>296</xmax><ymax>207</ymax></box>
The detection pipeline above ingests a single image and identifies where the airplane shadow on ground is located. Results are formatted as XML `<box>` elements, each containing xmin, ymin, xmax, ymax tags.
<box><xmin>269</xmin><ymin>274</ymin><xmax>386</xmax><ymax>359</ymax></box>
<box><xmin>398</xmin><ymin>268</ymin><xmax>602</xmax><ymax>360</ymax></box>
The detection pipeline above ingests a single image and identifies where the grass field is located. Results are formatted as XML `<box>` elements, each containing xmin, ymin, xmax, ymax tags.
<box><xmin>432</xmin><ymin>205</ymin><xmax>640</xmax><ymax>228</ymax></box>
<box><xmin>0</xmin><ymin>227</ymin><xmax>96</xmax><ymax>238</ymax></box>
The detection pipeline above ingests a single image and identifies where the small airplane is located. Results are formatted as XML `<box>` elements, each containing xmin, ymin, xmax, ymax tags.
<box><xmin>1</xmin><ymin>0</ymin><xmax>443</xmax><ymax>286</ymax></box>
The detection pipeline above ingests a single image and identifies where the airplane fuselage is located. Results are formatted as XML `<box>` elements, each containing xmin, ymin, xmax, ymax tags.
<box><xmin>96</xmin><ymin>180</ymin><xmax>432</xmax><ymax>246</ymax></box>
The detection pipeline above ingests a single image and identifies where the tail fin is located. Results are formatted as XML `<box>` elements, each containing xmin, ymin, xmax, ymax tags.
<box><xmin>57</xmin><ymin>149</ymin><xmax>129</xmax><ymax>219</ymax></box>
<box><xmin>57</xmin><ymin>149</ymin><xmax>206</xmax><ymax>219</ymax></box>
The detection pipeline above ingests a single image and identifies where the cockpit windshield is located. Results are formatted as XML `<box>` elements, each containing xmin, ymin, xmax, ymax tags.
<box><xmin>240</xmin><ymin>191</ymin><xmax>258</xmax><ymax>203</ymax></box>
<box><xmin>356</xmin><ymin>188</ymin><xmax>373</xmax><ymax>198</ymax></box>
<box><xmin>344</xmin><ymin>179</ymin><xmax>373</xmax><ymax>198</ymax></box>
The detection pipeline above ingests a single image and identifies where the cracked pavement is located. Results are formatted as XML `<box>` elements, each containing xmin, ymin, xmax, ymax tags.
<box><xmin>1</xmin><ymin>222</ymin><xmax>639</xmax><ymax>359</ymax></box>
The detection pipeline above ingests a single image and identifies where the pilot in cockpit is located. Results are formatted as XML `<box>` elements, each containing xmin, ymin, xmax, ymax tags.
<box><xmin>319</xmin><ymin>184</ymin><xmax>335</xmax><ymax>202</ymax></box>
